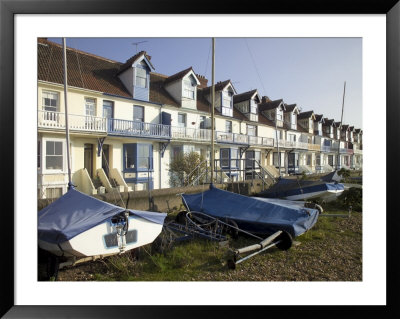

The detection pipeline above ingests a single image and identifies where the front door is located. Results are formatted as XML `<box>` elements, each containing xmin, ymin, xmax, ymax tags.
<box><xmin>84</xmin><ymin>144</ymin><xmax>93</xmax><ymax>177</ymax></box>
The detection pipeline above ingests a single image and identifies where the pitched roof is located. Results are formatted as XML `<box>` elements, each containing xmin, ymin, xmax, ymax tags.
<box><xmin>201</xmin><ymin>80</ymin><xmax>233</xmax><ymax>95</ymax></box>
<box><xmin>38</xmin><ymin>38</ymin><xmax>131</xmax><ymax>97</ymax></box>
<box><xmin>149</xmin><ymin>72</ymin><xmax>180</xmax><ymax>107</ymax></box>
<box><xmin>258</xmin><ymin>99</ymin><xmax>284</xmax><ymax>112</ymax></box>
<box><xmin>284</xmin><ymin>104</ymin><xmax>297</xmax><ymax>113</ymax></box>
<box><xmin>341</xmin><ymin>124</ymin><xmax>349</xmax><ymax>130</ymax></box>
<box><xmin>298</xmin><ymin>111</ymin><xmax>315</xmax><ymax>119</ymax></box>
<box><xmin>117</xmin><ymin>51</ymin><xmax>154</xmax><ymax>74</ymax></box>
<box><xmin>323</xmin><ymin>118</ymin><xmax>336</xmax><ymax>126</ymax></box>
<box><xmin>233</xmin><ymin>89</ymin><xmax>258</xmax><ymax>104</ymax></box>
<box><xmin>334</xmin><ymin>122</ymin><xmax>341</xmax><ymax>127</ymax></box>
<box><xmin>355</xmin><ymin>128</ymin><xmax>362</xmax><ymax>133</ymax></box>
<box><xmin>314</xmin><ymin>114</ymin><xmax>324</xmax><ymax>122</ymax></box>
<box><xmin>258</xmin><ymin>112</ymin><xmax>275</xmax><ymax>126</ymax></box>
<box><xmin>164</xmin><ymin>67</ymin><xmax>195</xmax><ymax>84</ymax></box>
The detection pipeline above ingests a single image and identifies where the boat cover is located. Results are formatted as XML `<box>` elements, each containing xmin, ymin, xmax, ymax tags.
<box><xmin>257</xmin><ymin>178</ymin><xmax>344</xmax><ymax>198</ymax></box>
<box><xmin>181</xmin><ymin>184</ymin><xmax>319</xmax><ymax>237</ymax></box>
<box><xmin>38</xmin><ymin>188</ymin><xmax>167</xmax><ymax>244</ymax></box>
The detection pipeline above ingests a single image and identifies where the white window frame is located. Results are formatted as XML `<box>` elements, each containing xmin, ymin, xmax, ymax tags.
<box><xmin>42</xmin><ymin>90</ymin><xmax>59</xmax><ymax>113</ymax></box>
<box><xmin>42</xmin><ymin>137</ymin><xmax>66</xmax><ymax>174</ymax></box>
<box><xmin>250</xmin><ymin>99</ymin><xmax>258</xmax><ymax>114</ymax></box>
<box><xmin>178</xmin><ymin>113</ymin><xmax>186</xmax><ymax>128</ymax></box>
<box><xmin>183</xmin><ymin>79</ymin><xmax>196</xmax><ymax>100</ymax></box>
<box><xmin>225</xmin><ymin>120</ymin><xmax>232</xmax><ymax>133</ymax></box>
<box><xmin>276</xmin><ymin>108</ymin><xmax>283</xmax><ymax>121</ymax></box>
<box><xmin>247</xmin><ymin>124</ymin><xmax>257</xmax><ymax>136</ymax></box>
<box><xmin>135</xmin><ymin>67</ymin><xmax>147</xmax><ymax>88</ymax></box>
<box><xmin>85</xmin><ymin>98</ymin><xmax>96</xmax><ymax>116</ymax></box>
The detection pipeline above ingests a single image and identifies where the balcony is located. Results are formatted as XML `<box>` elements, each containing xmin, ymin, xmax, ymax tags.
<box><xmin>38</xmin><ymin>110</ymin><xmax>107</xmax><ymax>133</ymax></box>
<box><xmin>340</xmin><ymin>148</ymin><xmax>354</xmax><ymax>155</ymax></box>
<box><xmin>216</xmin><ymin>131</ymin><xmax>249</xmax><ymax>145</ymax></box>
<box><xmin>308</xmin><ymin>144</ymin><xmax>321</xmax><ymax>151</ymax></box>
<box><xmin>107</xmin><ymin>119</ymin><xmax>170</xmax><ymax>138</ymax></box>
<box><xmin>248</xmin><ymin>136</ymin><xmax>274</xmax><ymax>147</ymax></box>
<box><xmin>277</xmin><ymin>140</ymin><xmax>308</xmax><ymax>150</ymax></box>
<box><xmin>171</xmin><ymin>126</ymin><xmax>211</xmax><ymax>142</ymax></box>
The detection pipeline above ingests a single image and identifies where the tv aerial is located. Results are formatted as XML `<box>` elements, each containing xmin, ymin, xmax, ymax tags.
<box><xmin>132</xmin><ymin>41</ymin><xmax>148</xmax><ymax>53</ymax></box>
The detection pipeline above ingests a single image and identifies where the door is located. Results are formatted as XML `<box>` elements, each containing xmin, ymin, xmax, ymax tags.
<box><xmin>84</xmin><ymin>144</ymin><xmax>93</xmax><ymax>177</ymax></box>
<box><xmin>102</xmin><ymin>144</ymin><xmax>110</xmax><ymax>177</ymax></box>
<box><xmin>103</xmin><ymin>101</ymin><xmax>113</xmax><ymax>131</ymax></box>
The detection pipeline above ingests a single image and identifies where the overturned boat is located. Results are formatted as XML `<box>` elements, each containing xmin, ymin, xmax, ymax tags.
<box><xmin>256</xmin><ymin>177</ymin><xmax>345</xmax><ymax>201</ymax></box>
<box><xmin>181</xmin><ymin>184</ymin><xmax>319</xmax><ymax>239</ymax></box>
<box><xmin>38</xmin><ymin>188</ymin><xmax>166</xmax><ymax>258</ymax></box>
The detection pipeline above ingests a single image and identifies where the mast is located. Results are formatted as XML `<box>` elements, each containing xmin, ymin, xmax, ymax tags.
<box><xmin>210</xmin><ymin>38</ymin><xmax>215</xmax><ymax>183</ymax></box>
<box><xmin>63</xmin><ymin>38</ymin><xmax>73</xmax><ymax>189</ymax></box>
<box><xmin>275</xmin><ymin>112</ymin><xmax>280</xmax><ymax>176</ymax></box>
<box><xmin>336</xmin><ymin>81</ymin><xmax>346</xmax><ymax>170</ymax></box>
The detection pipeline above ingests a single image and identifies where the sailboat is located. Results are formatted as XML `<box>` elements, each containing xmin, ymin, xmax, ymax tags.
<box><xmin>179</xmin><ymin>38</ymin><xmax>319</xmax><ymax>239</ymax></box>
<box><xmin>38</xmin><ymin>39</ymin><xmax>166</xmax><ymax>265</ymax></box>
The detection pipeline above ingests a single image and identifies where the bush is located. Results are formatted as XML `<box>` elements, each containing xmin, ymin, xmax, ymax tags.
<box><xmin>337</xmin><ymin>187</ymin><xmax>362</xmax><ymax>212</ymax></box>
<box><xmin>169</xmin><ymin>151</ymin><xmax>206</xmax><ymax>187</ymax></box>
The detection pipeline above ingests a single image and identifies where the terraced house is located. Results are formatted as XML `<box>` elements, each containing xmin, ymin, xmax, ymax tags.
<box><xmin>37</xmin><ymin>39</ymin><xmax>362</xmax><ymax>198</ymax></box>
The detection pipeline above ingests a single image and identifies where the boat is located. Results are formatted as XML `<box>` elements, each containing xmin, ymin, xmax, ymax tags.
<box><xmin>181</xmin><ymin>184</ymin><xmax>319</xmax><ymax>238</ymax></box>
<box><xmin>38</xmin><ymin>188</ymin><xmax>166</xmax><ymax>258</ymax></box>
<box><xmin>38</xmin><ymin>38</ymin><xmax>166</xmax><ymax>270</ymax></box>
<box><xmin>256</xmin><ymin>177</ymin><xmax>345</xmax><ymax>201</ymax></box>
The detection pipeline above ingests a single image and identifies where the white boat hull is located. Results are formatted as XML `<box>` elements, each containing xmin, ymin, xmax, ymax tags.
<box><xmin>39</xmin><ymin>215</ymin><xmax>163</xmax><ymax>258</ymax></box>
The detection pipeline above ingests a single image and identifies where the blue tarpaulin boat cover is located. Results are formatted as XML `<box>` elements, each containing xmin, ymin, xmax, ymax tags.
<box><xmin>38</xmin><ymin>188</ymin><xmax>166</xmax><ymax>244</ymax></box>
<box><xmin>181</xmin><ymin>185</ymin><xmax>319</xmax><ymax>237</ymax></box>
<box><xmin>257</xmin><ymin>178</ymin><xmax>344</xmax><ymax>198</ymax></box>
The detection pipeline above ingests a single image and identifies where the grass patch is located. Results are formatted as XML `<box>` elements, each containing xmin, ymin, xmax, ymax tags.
<box><xmin>56</xmin><ymin>199</ymin><xmax>362</xmax><ymax>282</ymax></box>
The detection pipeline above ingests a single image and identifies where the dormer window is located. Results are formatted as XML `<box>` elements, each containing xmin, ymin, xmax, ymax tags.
<box><xmin>276</xmin><ymin>108</ymin><xmax>283</xmax><ymax>121</ymax></box>
<box><xmin>291</xmin><ymin>112</ymin><xmax>297</xmax><ymax>129</ymax></box>
<box><xmin>183</xmin><ymin>79</ymin><xmax>196</xmax><ymax>99</ymax></box>
<box><xmin>221</xmin><ymin>91</ymin><xmax>233</xmax><ymax>117</ymax></box>
<box><xmin>135</xmin><ymin>67</ymin><xmax>147</xmax><ymax>88</ymax></box>
<box><xmin>250</xmin><ymin>99</ymin><xmax>257</xmax><ymax>114</ymax></box>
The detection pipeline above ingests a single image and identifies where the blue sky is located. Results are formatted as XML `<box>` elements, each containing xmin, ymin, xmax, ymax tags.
<box><xmin>49</xmin><ymin>37</ymin><xmax>362</xmax><ymax>129</ymax></box>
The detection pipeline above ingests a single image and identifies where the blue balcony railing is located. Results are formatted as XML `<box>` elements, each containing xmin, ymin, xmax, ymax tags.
<box><xmin>107</xmin><ymin>119</ymin><xmax>170</xmax><ymax>138</ymax></box>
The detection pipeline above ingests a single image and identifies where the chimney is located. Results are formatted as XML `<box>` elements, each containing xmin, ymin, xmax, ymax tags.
<box><xmin>196</xmin><ymin>74</ymin><xmax>208</xmax><ymax>88</ymax></box>
<box><xmin>262</xmin><ymin>96</ymin><xmax>271</xmax><ymax>103</ymax></box>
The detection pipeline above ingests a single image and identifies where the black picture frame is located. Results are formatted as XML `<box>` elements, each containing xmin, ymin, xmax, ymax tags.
<box><xmin>1</xmin><ymin>0</ymin><xmax>399</xmax><ymax>317</ymax></box>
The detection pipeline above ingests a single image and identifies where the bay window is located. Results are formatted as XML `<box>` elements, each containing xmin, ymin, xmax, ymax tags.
<box><xmin>45</xmin><ymin>140</ymin><xmax>63</xmax><ymax>170</ymax></box>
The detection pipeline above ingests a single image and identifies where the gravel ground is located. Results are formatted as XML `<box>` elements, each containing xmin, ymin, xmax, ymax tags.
<box><xmin>53</xmin><ymin>211</ymin><xmax>362</xmax><ymax>282</ymax></box>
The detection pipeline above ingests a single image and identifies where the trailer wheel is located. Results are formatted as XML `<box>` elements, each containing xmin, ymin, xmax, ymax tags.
<box><xmin>227</xmin><ymin>259</ymin><xmax>236</xmax><ymax>270</ymax></box>
<box><xmin>275</xmin><ymin>231</ymin><xmax>293</xmax><ymax>251</ymax></box>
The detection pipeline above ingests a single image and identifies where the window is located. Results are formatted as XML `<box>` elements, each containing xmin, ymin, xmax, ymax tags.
<box><xmin>183</xmin><ymin>79</ymin><xmax>195</xmax><ymax>99</ymax></box>
<box><xmin>307</xmin><ymin>154</ymin><xmax>312</xmax><ymax>166</ymax></box>
<box><xmin>328</xmin><ymin>155</ymin><xmax>334</xmax><ymax>166</ymax></box>
<box><xmin>246</xmin><ymin>150</ymin><xmax>260</xmax><ymax>168</ymax></box>
<box><xmin>291</xmin><ymin>113</ymin><xmax>297</xmax><ymax>128</ymax></box>
<box><xmin>45</xmin><ymin>141</ymin><xmax>63</xmax><ymax>170</ymax></box>
<box><xmin>136</xmin><ymin>67</ymin><xmax>147</xmax><ymax>88</ymax></box>
<box><xmin>288</xmin><ymin>134</ymin><xmax>296</xmax><ymax>142</ymax></box>
<box><xmin>222</xmin><ymin>91</ymin><xmax>233</xmax><ymax>108</ymax></box>
<box><xmin>133</xmin><ymin>105</ymin><xmax>144</xmax><ymax>122</ymax></box>
<box><xmin>124</xmin><ymin>144</ymin><xmax>153</xmax><ymax>171</ymax></box>
<box><xmin>45</xmin><ymin>188</ymin><xmax>63</xmax><ymax>199</ymax></box>
<box><xmin>137</xmin><ymin>144</ymin><xmax>151</xmax><ymax>169</ymax></box>
<box><xmin>225</xmin><ymin>120</ymin><xmax>232</xmax><ymax>133</ymax></box>
<box><xmin>42</xmin><ymin>91</ymin><xmax>59</xmax><ymax>112</ymax></box>
<box><xmin>85</xmin><ymin>98</ymin><xmax>96</xmax><ymax>116</ymax></box>
<box><xmin>231</xmin><ymin>149</ymin><xmax>238</xmax><ymax>168</ymax></box>
<box><xmin>103</xmin><ymin>101</ymin><xmax>113</xmax><ymax>118</ymax></box>
<box><xmin>220</xmin><ymin>149</ymin><xmax>230</xmax><ymax>168</ymax></box>
<box><xmin>220</xmin><ymin>148</ymin><xmax>238</xmax><ymax>168</ymax></box>
<box><xmin>276</xmin><ymin>108</ymin><xmax>283</xmax><ymax>121</ymax></box>
<box><xmin>178</xmin><ymin>113</ymin><xmax>186</xmax><ymax>127</ymax></box>
<box><xmin>247</xmin><ymin>125</ymin><xmax>257</xmax><ymax>136</ymax></box>
<box><xmin>273</xmin><ymin>152</ymin><xmax>281</xmax><ymax>167</ymax></box>
<box><xmin>250</xmin><ymin>100</ymin><xmax>257</xmax><ymax>114</ymax></box>
<box><xmin>199</xmin><ymin>116</ymin><xmax>206</xmax><ymax>129</ymax></box>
